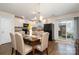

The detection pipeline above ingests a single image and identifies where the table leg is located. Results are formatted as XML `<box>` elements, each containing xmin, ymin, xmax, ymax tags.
<box><xmin>32</xmin><ymin>42</ymin><xmax>35</xmax><ymax>55</ymax></box>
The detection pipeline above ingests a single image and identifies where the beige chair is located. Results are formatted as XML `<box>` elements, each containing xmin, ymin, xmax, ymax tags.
<box><xmin>10</xmin><ymin>32</ymin><xmax>16</xmax><ymax>54</ymax></box>
<box><xmin>33</xmin><ymin>31</ymin><xmax>44</xmax><ymax>40</ymax></box>
<box><xmin>15</xmin><ymin>32</ymin><xmax>32</xmax><ymax>55</ymax></box>
<box><xmin>19</xmin><ymin>31</ymin><xmax>25</xmax><ymax>36</ymax></box>
<box><xmin>37</xmin><ymin>31</ymin><xmax>44</xmax><ymax>42</ymax></box>
<box><xmin>35</xmin><ymin>32</ymin><xmax>49</xmax><ymax>54</ymax></box>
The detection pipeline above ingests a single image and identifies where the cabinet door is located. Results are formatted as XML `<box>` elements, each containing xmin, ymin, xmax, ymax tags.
<box><xmin>0</xmin><ymin>16</ymin><xmax>14</xmax><ymax>45</ymax></box>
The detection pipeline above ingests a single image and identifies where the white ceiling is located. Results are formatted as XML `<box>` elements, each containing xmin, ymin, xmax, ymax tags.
<box><xmin>0</xmin><ymin>3</ymin><xmax>79</xmax><ymax>19</ymax></box>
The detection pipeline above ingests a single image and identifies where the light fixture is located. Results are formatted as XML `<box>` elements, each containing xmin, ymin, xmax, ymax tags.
<box><xmin>21</xmin><ymin>16</ymin><xmax>24</xmax><ymax>19</ymax></box>
<box><xmin>32</xmin><ymin>11</ymin><xmax>37</xmax><ymax>14</ymax></box>
<box><xmin>40</xmin><ymin>16</ymin><xmax>43</xmax><ymax>21</ymax></box>
<box><xmin>32</xmin><ymin>11</ymin><xmax>44</xmax><ymax>22</ymax></box>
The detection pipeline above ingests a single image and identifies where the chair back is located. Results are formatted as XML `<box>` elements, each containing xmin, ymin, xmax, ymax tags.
<box><xmin>15</xmin><ymin>32</ymin><xmax>25</xmax><ymax>54</ymax></box>
<box><xmin>41</xmin><ymin>32</ymin><xmax>49</xmax><ymax>51</ymax></box>
<box><xmin>19</xmin><ymin>31</ymin><xmax>25</xmax><ymax>36</ymax></box>
<box><xmin>10</xmin><ymin>32</ymin><xmax>16</xmax><ymax>50</ymax></box>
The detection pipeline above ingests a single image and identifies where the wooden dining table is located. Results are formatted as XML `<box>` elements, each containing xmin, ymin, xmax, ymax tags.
<box><xmin>23</xmin><ymin>35</ymin><xmax>41</xmax><ymax>54</ymax></box>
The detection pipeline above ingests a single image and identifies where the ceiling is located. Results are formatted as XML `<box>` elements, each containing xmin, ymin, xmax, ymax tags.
<box><xmin>0</xmin><ymin>3</ymin><xmax>79</xmax><ymax>19</ymax></box>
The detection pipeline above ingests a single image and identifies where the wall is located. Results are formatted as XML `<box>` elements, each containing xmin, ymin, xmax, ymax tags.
<box><xmin>15</xmin><ymin>17</ymin><xmax>25</xmax><ymax>27</ymax></box>
<box><xmin>0</xmin><ymin>11</ymin><xmax>14</xmax><ymax>45</ymax></box>
<box><xmin>74</xmin><ymin>17</ymin><xmax>79</xmax><ymax>39</ymax></box>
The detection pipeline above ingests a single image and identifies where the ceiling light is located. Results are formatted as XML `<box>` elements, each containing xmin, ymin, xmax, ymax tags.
<box><xmin>32</xmin><ymin>11</ymin><xmax>37</xmax><ymax>14</ymax></box>
<box><xmin>21</xmin><ymin>16</ymin><xmax>24</xmax><ymax>19</ymax></box>
<box><xmin>40</xmin><ymin>16</ymin><xmax>43</xmax><ymax>20</ymax></box>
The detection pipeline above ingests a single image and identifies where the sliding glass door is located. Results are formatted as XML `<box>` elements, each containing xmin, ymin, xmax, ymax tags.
<box><xmin>58</xmin><ymin>19</ymin><xmax>75</xmax><ymax>40</ymax></box>
<box><xmin>58</xmin><ymin>22</ymin><xmax>66</xmax><ymax>40</ymax></box>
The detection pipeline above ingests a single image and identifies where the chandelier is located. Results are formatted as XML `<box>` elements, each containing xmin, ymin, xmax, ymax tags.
<box><xmin>31</xmin><ymin>4</ymin><xmax>46</xmax><ymax>23</ymax></box>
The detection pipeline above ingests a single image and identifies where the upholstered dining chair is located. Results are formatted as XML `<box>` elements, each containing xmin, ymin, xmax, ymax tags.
<box><xmin>33</xmin><ymin>31</ymin><xmax>44</xmax><ymax>41</ymax></box>
<box><xmin>15</xmin><ymin>32</ymin><xmax>32</xmax><ymax>55</ymax></box>
<box><xmin>35</xmin><ymin>32</ymin><xmax>49</xmax><ymax>54</ymax></box>
<box><xmin>19</xmin><ymin>31</ymin><xmax>25</xmax><ymax>36</ymax></box>
<box><xmin>10</xmin><ymin>32</ymin><xmax>16</xmax><ymax>55</ymax></box>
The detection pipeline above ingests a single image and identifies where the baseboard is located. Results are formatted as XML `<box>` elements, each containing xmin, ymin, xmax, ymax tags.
<box><xmin>0</xmin><ymin>42</ymin><xmax>11</xmax><ymax>46</ymax></box>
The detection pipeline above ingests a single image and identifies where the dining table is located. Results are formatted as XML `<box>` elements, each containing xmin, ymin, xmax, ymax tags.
<box><xmin>23</xmin><ymin>35</ymin><xmax>41</xmax><ymax>54</ymax></box>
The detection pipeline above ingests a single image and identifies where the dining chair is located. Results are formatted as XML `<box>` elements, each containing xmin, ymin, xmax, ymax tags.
<box><xmin>10</xmin><ymin>32</ymin><xmax>17</xmax><ymax>55</ymax></box>
<box><xmin>35</xmin><ymin>32</ymin><xmax>49</xmax><ymax>54</ymax></box>
<box><xmin>19</xmin><ymin>31</ymin><xmax>25</xmax><ymax>36</ymax></box>
<box><xmin>33</xmin><ymin>31</ymin><xmax>44</xmax><ymax>40</ymax></box>
<box><xmin>15</xmin><ymin>32</ymin><xmax>32</xmax><ymax>55</ymax></box>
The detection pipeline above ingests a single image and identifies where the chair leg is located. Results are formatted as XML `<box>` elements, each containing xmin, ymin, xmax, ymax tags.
<box><xmin>15</xmin><ymin>50</ymin><xmax>21</xmax><ymax>55</ymax></box>
<box><xmin>15</xmin><ymin>50</ymin><xmax>17</xmax><ymax>55</ymax></box>
<box><xmin>46</xmin><ymin>48</ymin><xmax>48</xmax><ymax>55</ymax></box>
<box><xmin>16</xmin><ymin>50</ymin><xmax>18</xmax><ymax>55</ymax></box>
<box><xmin>11</xmin><ymin>48</ymin><xmax>14</xmax><ymax>55</ymax></box>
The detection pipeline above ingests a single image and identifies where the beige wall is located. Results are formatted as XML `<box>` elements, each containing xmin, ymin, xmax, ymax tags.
<box><xmin>14</xmin><ymin>17</ymin><xmax>25</xmax><ymax>27</ymax></box>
